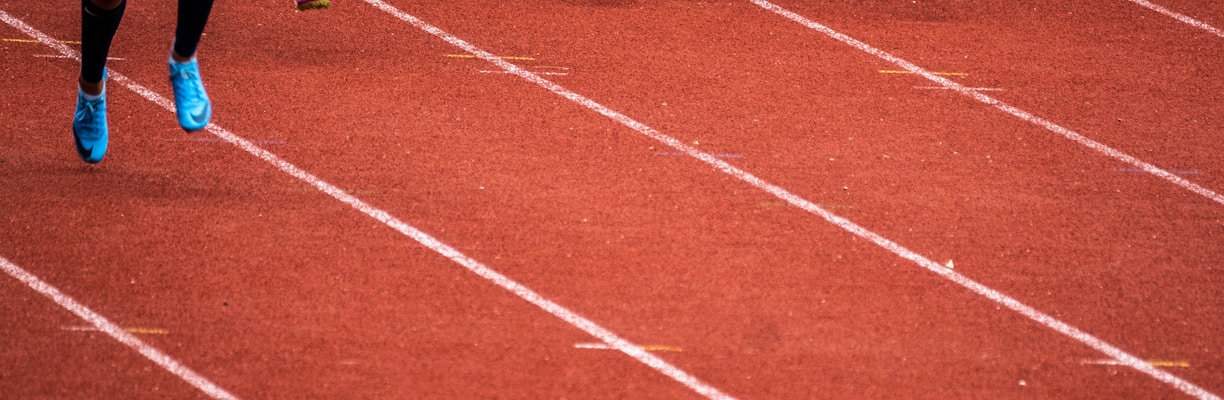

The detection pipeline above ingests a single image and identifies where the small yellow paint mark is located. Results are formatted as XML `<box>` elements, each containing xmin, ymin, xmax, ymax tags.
<box><xmin>879</xmin><ymin>69</ymin><xmax>969</xmax><ymax>77</ymax></box>
<box><xmin>945</xmin><ymin>260</ymin><xmax>955</xmax><ymax>269</ymax></box>
<box><xmin>62</xmin><ymin>326</ymin><xmax>169</xmax><ymax>335</ymax></box>
<box><xmin>445</xmin><ymin>53</ymin><xmax>536</xmax><ymax>61</ymax></box>
<box><xmin>640</xmin><ymin>345</ymin><xmax>683</xmax><ymax>352</ymax></box>
<box><xmin>1148</xmin><ymin>360</ymin><xmax>1191</xmax><ymax>368</ymax></box>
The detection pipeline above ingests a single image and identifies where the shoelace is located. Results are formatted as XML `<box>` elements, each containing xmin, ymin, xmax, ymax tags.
<box><xmin>74</xmin><ymin>98</ymin><xmax>104</xmax><ymax>139</ymax></box>
<box><xmin>172</xmin><ymin>65</ymin><xmax>204</xmax><ymax>100</ymax></box>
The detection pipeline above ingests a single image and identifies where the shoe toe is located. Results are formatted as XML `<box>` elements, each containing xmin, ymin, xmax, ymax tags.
<box><xmin>72</xmin><ymin>128</ymin><xmax>107</xmax><ymax>164</ymax></box>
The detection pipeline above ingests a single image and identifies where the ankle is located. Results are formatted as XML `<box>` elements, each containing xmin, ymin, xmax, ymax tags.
<box><xmin>170</xmin><ymin>51</ymin><xmax>194</xmax><ymax>63</ymax></box>
<box><xmin>79</xmin><ymin>76</ymin><xmax>104</xmax><ymax>97</ymax></box>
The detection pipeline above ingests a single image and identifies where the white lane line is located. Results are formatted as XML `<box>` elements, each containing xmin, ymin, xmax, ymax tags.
<box><xmin>751</xmin><ymin>0</ymin><xmax>1224</xmax><ymax>208</ymax></box>
<box><xmin>480</xmin><ymin>69</ymin><xmax>570</xmax><ymax>76</ymax></box>
<box><xmin>575</xmin><ymin>342</ymin><xmax>685</xmax><ymax>352</ymax></box>
<box><xmin>1125</xmin><ymin>0</ymin><xmax>1224</xmax><ymax>38</ymax></box>
<box><xmin>914</xmin><ymin>86</ymin><xmax>1004</xmax><ymax>92</ymax></box>
<box><xmin>0</xmin><ymin>256</ymin><xmax>237</xmax><ymax>400</ymax></box>
<box><xmin>62</xmin><ymin>325</ymin><xmax>172</xmax><ymax>334</ymax></box>
<box><xmin>1</xmin><ymin>9</ymin><xmax>734</xmax><ymax>400</ymax></box>
<box><xmin>1083</xmin><ymin>358</ymin><xmax>1193</xmax><ymax>368</ymax></box>
<box><xmin>357</xmin><ymin>1</ymin><xmax>1220</xmax><ymax>399</ymax></box>
<box><xmin>34</xmin><ymin>54</ymin><xmax>124</xmax><ymax>61</ymax></box>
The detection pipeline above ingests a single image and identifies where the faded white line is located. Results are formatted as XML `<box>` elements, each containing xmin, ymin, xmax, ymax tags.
<box><xmin>358</xmin><ymin>1</ymin><xmax>1220</xmax><ymax>399</ymax></box>
<box><xmin>1083</xmin><ymin>358</ymin><xmax>1192</xmax><ymax>368</ymax></box>
<box><xmin>914</xmin><ymin>86</ymin><xmax>1004</xmax><ymax>92</ymax></box>
<box><xmin>480</xmin><ymin>69</ymin><xmax>569</xmax><ymax>76</ymax></box>
<box><xmin>575</xmin><ymin>342</ymin><xmax>685</xmax><ymax>352</ymax></box>
<box><xmin>750</xmin><ymin>0</ymin><xmax>1224</xmax><ymax>208</ymax></box>
<box><xmin>3</xmin><ymin>8</ymin><xmax>733</xmax><ymax>400</ymax></box>
<box><xmin>1125</xmin><ymin>0</ymin><xmax>1224</xmax><ymax>38</ymax></box>
<box><xmin>0</xmin><ymin>255</ymin><xmax>236</xmax><ymax>399</ymax></box>
<box><xmin>62</xmin><ymin>325</ymin><xmax>171</xmax><ymax>334</ymax></box>
<box><xmin>0</xmin><ymin>11</ymin><xmax>239</xmax><ymax>400</ymax></box>
<box><xmin>34</xmin><ymin>54</ymin><xmax>124</xmax><ymax>61</ymax></box>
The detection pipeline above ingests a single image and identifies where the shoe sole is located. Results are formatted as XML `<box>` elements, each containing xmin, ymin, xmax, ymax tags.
<box><xmin>297</xmin><ymin>0</ymin><xmax>330</xmax><ymax>11</ymax></box>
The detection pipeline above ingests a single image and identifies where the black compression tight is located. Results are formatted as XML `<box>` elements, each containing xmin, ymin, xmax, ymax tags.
<box><xmin>80</xmin><ymin>0</ymin><xmax>125</xmax><ymax>83</ymax></box>
<box><xmin>79</xmin><ymin>0</ymin><xmax>215</xmax><ymax>84</ymax></box>
<box><xmin>173</xmin><ymin>0</ymin><xmax>215</xmax><ymax>59</ymax></box>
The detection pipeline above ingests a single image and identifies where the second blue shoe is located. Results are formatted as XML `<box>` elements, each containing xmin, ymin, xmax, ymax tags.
<box><xmin>169</xmin><ymin>58</ymin><xmax>212</xmax><ymax>132</ymax></box>
<box><xmin>72</xmin><ymin>88</ymin><xmax>108</xmax><ymax>164</ymax></box>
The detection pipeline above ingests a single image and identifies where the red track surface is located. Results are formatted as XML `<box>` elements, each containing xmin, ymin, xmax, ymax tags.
<box><xmin>2</xmin><ymin>0</ymin><xmax>1221</xmax><ymax>398</ymax></box>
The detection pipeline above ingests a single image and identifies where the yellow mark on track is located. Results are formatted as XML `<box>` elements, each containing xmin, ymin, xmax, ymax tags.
<box><xmin>445</xmin><ymin>53</ymin><xmax>536</xmax><ymax>61</ymax></box>
<box><xmin>879</xmin><ymin>69</ymin><xmax>969</xmax><ymax>77</ymax></box>
<box><xmin>574</xmin><ymin>342</ymin><xmax>683</xmax><ymax>352</ymax></box>
<box><xmin>62</xmin><ymin>326</ymin><xmax>169</xmax><ymax>335</ymax></box>
<box><xmin>640</xmin><ymin>345</ymin><xmax>684</xmax><ymax>352</ymax></box>
<box><xmin>1149</xmin><ymin>361</ymin><xmax>1191</xmax><ymax>368</ymax></box>
<box><xmin>4</xmin><ymin>38</ymin><xmax>80</xmax><ymax>44</ymax></box>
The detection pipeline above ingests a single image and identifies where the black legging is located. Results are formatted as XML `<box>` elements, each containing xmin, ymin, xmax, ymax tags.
<box><xmin>173</xmin><ymin>0</ymin><xmax>215</xmax><ymax>59</ymax></box>
<box><xmin>80</xmin><ymin>0</ymin><xmax>215</xmax><ymax>84</ymax></box>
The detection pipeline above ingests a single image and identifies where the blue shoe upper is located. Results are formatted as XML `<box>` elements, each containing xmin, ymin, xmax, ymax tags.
<box><xmin>169</xmin><ymin>59</ymin><xmax>212</xmax><ymax>132</ymax></box>
<box><xmin>72</xmin><ymin>89</ymin><xmax>108</xmax><ymax>164</ymax></box>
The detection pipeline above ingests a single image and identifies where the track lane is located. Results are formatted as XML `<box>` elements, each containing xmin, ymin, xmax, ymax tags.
<box><xmin>5</xmin><ymin>0</ymin><xmax>1223</xmax><ymax>398</ymax></box>
<box><xmin>383</xmin><ymin>0</ymin><xmax>1224</xmax><ymax>397</ymax></box>
<box><xmin>1</xmin><ymin>2</ymin><xmax>713</xmax><ymax>398</ymax></box>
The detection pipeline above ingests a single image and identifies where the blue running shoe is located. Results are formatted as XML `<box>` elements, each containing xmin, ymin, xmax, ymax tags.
<box><xmin>72</xmin><ymin>88</ymin><xmax>108</xmax><ymax>164</ymax></box>
<box><xmin>169</xmin><ymin>58</ymin><xmax>212</xmax><ymax>132</ymax></box>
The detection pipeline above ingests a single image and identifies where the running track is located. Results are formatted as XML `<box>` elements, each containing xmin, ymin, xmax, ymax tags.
<box><xmin>1</xmin><ymin>0</ymin><xmax>1221</xmax><ymax>398</ymax></box>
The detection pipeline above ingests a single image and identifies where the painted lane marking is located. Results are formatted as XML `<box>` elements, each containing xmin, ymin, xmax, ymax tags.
<box><xmin>880</xmin><ymin>69</ymin><xmax>968</xmax><ymax>77</ymax></box>
<box><xmin>62</xmin><ymin>325</ymin><xmax>171</xmax><ymax>335</ymax></box>
<box><xmin>34</xmin><ymin>54</ymin><xmax>124</xmax><ymax>61</ymax></box>
<box><xmin>575</xmin><ymin>342</ymin><xmax>684</xmax><ymax>352</ymax></box>
<box><xmin>760</xmin><ymin>201</ymin><xmax>853</xmax><ymax>210</ymax></box>
<box><xmin>445</xmin><ymin>53</ymin><xmax>536</xmax><ymax>61</ymax></box>
<box><xmin>752</xmin><ymin>2</ymin><xmax>1221</xmax><ymax>398</ymax></box>
<box><xmin>1124</xmin><ymin>0</ymin><xmax>1224</xmax><ymax>38</ymax></box>
<box><xmin>160</xmin><ymin>137</ymin><xmax>288</xmax><ymax>145</ymax></box>
<box><xmin>914</xmin><ymin>85</ymin><xmax>1004</xmax><ymax>92</ymax></box>
<box><xmin>654</xmin><ymin>151</ymin><xmax>745</xmax><ymax>159</ymax></box>
<box><xmin>358</xmin><ymin>1</ymin><xmax>1220</xmax><ymax>399</ymax></box>
<box><xmin>480</xmin><ymin>69</ymin><xmax>569</xmax><ymax>76</ymax></box>
<box><xmin>753</xmin><ymin>1</ymin><xmax>1224</xmax><ymax>208</ymax></box>
<box><xmin>1114</xmin><ymin>167</ymin><xmax>1203</xmax><ymax>175</ymax></box>
<box><xmin>2</xmin><ymin>8</ymin><xmax>733</xmax><ymax>400</ymax></box>
<box><xmin>482</xmin><ymin>66</ymin><xmax>571</xmax><ymax>76</ymax></box>
<box><xmin>365</xmin><ymin>2</ymin><xmax>737</xmax><ymax>399</ymax></box>
<box><xmin>0</xmin><ymin>12</ymin><xmax>239</xmax><ymax>400</ymax></box>
<box><xmin>1083</xmin><ymin>359</ymin><xmax>1192</xmax><ymax>368</ymax></box>
<box><xmin>0</xmin><ymin>255</ymin><xmax>236</xmax><ymax>399</ymax></box>
<box><xmin>3</xmin><ymin>37</ymin><xmax>80</xmax><ymax>44</ymax></box>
